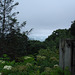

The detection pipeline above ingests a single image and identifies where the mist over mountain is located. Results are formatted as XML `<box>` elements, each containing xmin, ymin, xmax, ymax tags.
<box><xmin>28</xmin><ymin>35</ymin><xmax>48</xmax><ymax>41</ymax></box>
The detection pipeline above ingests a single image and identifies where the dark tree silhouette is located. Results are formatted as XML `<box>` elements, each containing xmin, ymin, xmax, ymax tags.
<box><xmin>0</xmin><ymin>0</ymin><xmax>29</xmax><ymax>60</ymax></box>
<box><xmin>70</xmin><ymin>21</ymin><xmax>75</xmax><ymax>37</ymax></box>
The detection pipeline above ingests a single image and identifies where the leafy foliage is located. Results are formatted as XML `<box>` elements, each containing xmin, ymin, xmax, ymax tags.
<box><xmin>27</xmin><ymin>40</ymin><xmax>47</xmax><ymax>55</ymax></box>
<box><xmin>0</xmin><ymin>55</ymin><xmax>71</xmax><ymax>75</ymax></box>
<box><xmin>0</xmin><ymin>0</ymin><xmax>28</xmax><ymax>60</ymax></box>
<box><xmin>0</xmin><ymin>0</ymin><xmax>74</xmax><ymax>75</ymax></box>
<box><xmin>44</xmin><ymin>29</ymin><xmax>72</xmax><ymax>51</ymax></box>
<box><xmin>70</xmin><ymin>20</ymin><xmax>75</xmax><ymax>37</ymax></box>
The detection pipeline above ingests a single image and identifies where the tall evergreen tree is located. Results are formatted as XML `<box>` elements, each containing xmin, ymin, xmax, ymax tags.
<box><xmin>0</xmin><ymin>0</ymin><xmax>28</xmax><ymax>60</ymax></box>
<box><xmin>0</xmin><ymin>0</ymin><xmax>26</xmax><ymax>37</ymax></box>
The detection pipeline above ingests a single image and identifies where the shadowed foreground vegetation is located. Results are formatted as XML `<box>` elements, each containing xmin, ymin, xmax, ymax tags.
<box><xmin>0</xmin><ymin>50</ymin><xmax>71</xmax><ymax>75</ymax></box>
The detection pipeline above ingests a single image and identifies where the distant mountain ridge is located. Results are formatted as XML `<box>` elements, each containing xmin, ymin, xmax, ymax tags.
<box><xmin>28</xmin><ymin>36</ymin><xmax>48</xmax><ymax>41</ymax></box>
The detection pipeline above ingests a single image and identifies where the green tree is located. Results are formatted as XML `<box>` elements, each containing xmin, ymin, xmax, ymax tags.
<box><xmin>0</xmin><ymin>0</ymin><xmax>21</xmax><ymax>36</ymax></box>
<box><xmin>70</xmin><ymin>21</ymin><xmax>75</xmax><ymax>37</ymax></box>
<box><xmin>27</xmin><ymin>40</ymin><xmax>47</xmax><ymax>55</ymax></box>
<box><xmin>5</xmin><ymin>32</ymin><xmax>28</xmax><ymax>60</ymax></box>
<box><xmin>0</xmin><ymin>0</ymin><xmax>29</xmax><ymax>60</ymax></box>
<box><xmin>44</xmin><ymin>29</ymin><xmax>72</xmax><ymax>51</ymax></box>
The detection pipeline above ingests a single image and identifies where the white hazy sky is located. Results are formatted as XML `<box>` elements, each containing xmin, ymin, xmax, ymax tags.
<box><xmin>14</xmin><ymin>0</ymin><xmax>75</xmax><ymax>41</ymax></box>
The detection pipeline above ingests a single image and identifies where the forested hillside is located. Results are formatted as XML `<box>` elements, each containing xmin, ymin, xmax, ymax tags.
<box><xmin>44</xmin><ymin>29</ymin><xmax>73</xmax><ymax>51</ymax></box>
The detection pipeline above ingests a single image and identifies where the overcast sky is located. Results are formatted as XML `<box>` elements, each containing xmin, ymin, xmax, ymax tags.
<box><xmin>14</xmin><ymin>0</ymin><xmax>75</xmax><ymax>41</ymax></box>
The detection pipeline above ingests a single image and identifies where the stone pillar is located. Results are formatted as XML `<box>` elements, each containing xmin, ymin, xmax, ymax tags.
<box><xmin>59</xmin><ymin>39</ymin><xmax>71</xmax><ymax>71</ymax></box>
<box><xmin>59</xmin><ymin>39</ymin><xmax>75</xmax><ymax>75</ymax></box>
